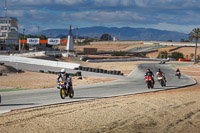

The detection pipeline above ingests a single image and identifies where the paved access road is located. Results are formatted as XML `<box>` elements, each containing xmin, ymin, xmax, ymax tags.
<box><xmin>0</xmin><ymin>63</ymin><xmax>196</xmax><ymax>113</ymax></box>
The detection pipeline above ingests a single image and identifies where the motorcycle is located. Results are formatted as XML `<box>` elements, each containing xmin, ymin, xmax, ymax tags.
<box><xmin>145</xmin><ymin>75</ymin><xmax>154</xmax><ymax>89</ymax></box>
<box><xmin>175</xmin><ymin>71</ymin><xmax>181</xmax><ymax>79</ymax></box>
<box><xmin>157</xmin><ymin>75</ymin><xmax>166</xmax><ymax>87</ymax></box>
<box><xmin>58</xmin><ymin>78</ymin><xmax>74</xmax><ymax>99</ymax></box>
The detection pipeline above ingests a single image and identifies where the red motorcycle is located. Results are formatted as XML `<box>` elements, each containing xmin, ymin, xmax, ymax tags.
<box><xmin>145</xmin><ymin>75</ymin><xmax>154</xmax><ymax>89</ymax></box>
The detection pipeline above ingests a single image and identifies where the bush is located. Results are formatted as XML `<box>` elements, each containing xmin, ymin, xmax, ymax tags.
<box><xmin>170</xmin><ymin>52</ymin><xmax>184</xmax><ymax>61</ymax></box>
<box><xmin>157</xmin><ymin>51</ymin><xmax>168</xmax><ymax>59</ymax></box>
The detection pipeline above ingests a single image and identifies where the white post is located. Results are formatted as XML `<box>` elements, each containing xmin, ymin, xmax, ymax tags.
<box><xmin>19</xmin><ymin>40</ymin><xmax>21</xmax><ymax>51</ymax></box>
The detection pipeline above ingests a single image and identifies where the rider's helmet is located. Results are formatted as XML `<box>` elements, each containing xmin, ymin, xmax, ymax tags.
<box><xmin>61</xmin><ymin>68</ymin><xmax>66</xmax><ymax>74</ymax></box>
<box><xmin>158</xmin><ymin>68</ymin><xmax>161</xmax><ymax>72</ymax></box>
<box><xmin>147</xmin><ymin>69</ymin><xmax>150</xmax><ymax>72</ymax></box>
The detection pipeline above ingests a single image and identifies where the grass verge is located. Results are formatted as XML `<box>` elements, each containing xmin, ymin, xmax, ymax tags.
<box><xmin>0</xmin><ymin>88</ymin><xmax>29</xmax><ymax>92</ymax></box>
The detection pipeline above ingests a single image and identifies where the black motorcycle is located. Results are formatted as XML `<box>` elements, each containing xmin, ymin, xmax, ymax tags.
<box><xmin>157</xmin><ymin>75</ymin><xmax>166</xmax><ymax>87</ymax></box>
<box><xmin>175</xmin><ymin>71</ymin><xmax>181</xmax><ymax>79</ymax></box>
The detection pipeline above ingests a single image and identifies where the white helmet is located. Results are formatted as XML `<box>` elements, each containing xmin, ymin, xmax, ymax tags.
<box><xmin>61</xmin><ymin>68</ymin><xmax>66</xmax><ymax>74</ymax></box>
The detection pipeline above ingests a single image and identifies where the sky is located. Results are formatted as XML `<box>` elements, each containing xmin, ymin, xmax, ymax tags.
<box><xmin>0</xmin><ymin>0</ymin><xmax>200</xmax><ymax>34</ymax></box>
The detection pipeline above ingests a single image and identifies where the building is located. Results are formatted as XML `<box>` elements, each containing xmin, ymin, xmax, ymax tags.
<box><xmin>74</xmin><ymin>38</ymin><xmax>86</xmax><ymax>43</ymax></box>
<box><xmin>0</xmin><ymin>17</ymin><xmax>18</xmax><ymax>50</ymax></box>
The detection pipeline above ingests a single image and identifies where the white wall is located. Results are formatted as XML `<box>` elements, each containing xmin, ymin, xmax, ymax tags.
<box><xmin>0</xmin><ymin>55</ymin><xmax>80</xmax><ymax>69</ymax></box>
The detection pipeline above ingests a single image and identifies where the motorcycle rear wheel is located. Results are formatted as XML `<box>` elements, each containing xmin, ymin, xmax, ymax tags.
<box><xmin>60</xmin><ymin>88</ymin><xmax>66</xmax><ymax>99</ymax></box>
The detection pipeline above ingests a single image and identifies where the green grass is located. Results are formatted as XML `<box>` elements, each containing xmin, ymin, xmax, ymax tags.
<box><xmin>0</xmin><ymin>88</ymin><xmax>30</xmax><ymax>92</ymax></box>
<box><xmin>147</xmin><ymin>46</ymin><xmax>170</xmax><ymax>51</ymax></box>
<box><xmin>169</xmin><ymin>64</ymin><xmax>192</xmax><ymax>68</ymax></box>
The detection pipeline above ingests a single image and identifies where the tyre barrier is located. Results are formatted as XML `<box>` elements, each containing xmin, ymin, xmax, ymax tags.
<box><xmin>113</xmin><ymin>70</ymin><xmax>117</xmax><ymax>75</ymax></box>
<box><xmin>40</xmin><ymin>70</ymin><xmax>44</xmax><ymax>73</ymax></box>
<box><xmin>0</xmin><ymin>72</ymin><xmax>2</xmax><ymax>76</ymax></box>
<box><xmin>17</xmin><ymin>69</ymin><xmax>24</xmax><ymax>73</ymax></box>
<box><xmin>107</xmin><ymin>71</ymin><xmax>111</xmax><ymax>74</ymax></box>
<box><xmin>95</xmin><ymin>68</ymin><xmax>100</xmax><ymax>73</ymax></box>
<box><xmin>76</xmin><ymin>66</ymin><xmax>124</xmax><ymax>76</ymax></box>
<box><xmin>76</xmin><ymin>71</ymin><xmax>82</xmax><ymax>76</ymax></box>
<box><xmin>0</xmin><ymin>63</ymin><xmax>4</xmax><ymax>65</ymax></box>
<box><xmin>99</xmin><ymin>69</ymin><xmax>103</xmax><ymax>73</ymax></box>
<box><xmin>74</xmin><ymin>67</ymin><xmax>79</xmax><ymax>70</ymax></box>
<box><xmin>88</xmin><ymin>68</ymin><xmax>93</xmax><ymax>72</ymax></box>
<box><xmin>103</xmin><ymin>70</ymin><xmax>107</xmax><ymax>73</ymax></box>
<box><xmin>92</xmin><ymin>68</ymin><xmax>96</xmax><ymax>72</ymax></box>
<box><xmin>78</xmin><ymin>66</ymin><xmax>83</xmax><ymax>70</ymax></box>
<box><xmin>85</xmin><ymin>67</ymin><xmax>89</xmax><ymax>71</ymax></box>
<box><xmin>116</xmin><ymin>71</ymin><xmax>121</xmax><ymax>75</ymax></box>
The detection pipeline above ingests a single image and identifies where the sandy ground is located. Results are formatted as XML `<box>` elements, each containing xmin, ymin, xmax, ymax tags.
<box><xmin>0</xmin><ymin>63</ymin><xmax>200</xmax><ymax>133</ymax></box>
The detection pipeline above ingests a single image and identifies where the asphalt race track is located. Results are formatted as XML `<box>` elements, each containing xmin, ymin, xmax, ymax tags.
<box><xmin>0</xmin><ymin>63</ymin><xmax>196</xmax><ymax>114</ymax></box>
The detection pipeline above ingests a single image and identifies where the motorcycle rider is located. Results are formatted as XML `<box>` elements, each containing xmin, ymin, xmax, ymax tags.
<box><xmin>176</xmin><ymin>68</ymin><xmax>181</xmax><ymax>76</ymax></box>
<box><xmin>145</xmin><ymin>69</ymin><xmax>155</xmax><ymax>85</ymax></box>
<box><xmin>176</xmin><ymin>68</ymin><xmax>180</xmax><ymax>73</ymax></box>
<box><xmin>156</xmin><ymin>68</ymin><xmax>167</xmax><ymax>82</ymax></box>
<box><xmin>57</xmin><ymin>68</ymin><xmax>72</xmax><ymax>89</ymax></box>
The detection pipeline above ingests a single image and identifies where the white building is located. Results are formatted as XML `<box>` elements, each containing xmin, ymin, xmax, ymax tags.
<box><xmin>0</xmin><ymin>17</ymin><xmax>18</xmax><ymax>50</ymax></box>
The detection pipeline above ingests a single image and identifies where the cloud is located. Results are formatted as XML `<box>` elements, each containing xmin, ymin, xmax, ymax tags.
<box><xmin>150</xmin><ymin>22</ymin><xmax>200</xmax><ymax>33</ymax></box>
<box><xmin>1</xmin><ymin>0</ymin><xmax>200</xmax><ymax>33</ymax></box>
<box><xmin>66</xmin><ymin>11</ymin><xmax>145</xmax><ymax>24</ymax></box>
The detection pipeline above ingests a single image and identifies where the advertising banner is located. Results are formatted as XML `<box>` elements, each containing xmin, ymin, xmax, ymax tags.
<box><xmin>27</xmin><ymin>38</ymin><xmax>40</xmax><ymax>45</ymax></box>
<box><xmin>48</xmin><ymin>38</ymin><xmax>60</xmax><ymax>45</ymax></box>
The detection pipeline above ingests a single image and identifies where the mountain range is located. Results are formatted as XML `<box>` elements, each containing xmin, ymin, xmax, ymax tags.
<box><xmin>39</xmin><ymin>26</ymin><xmax>189</xmax><ymax>42</ymax></box>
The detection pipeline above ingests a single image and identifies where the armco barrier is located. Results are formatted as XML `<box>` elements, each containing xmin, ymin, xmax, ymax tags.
<box><xmin>0</xmin><ymin>55</ymin><xmax>80</xmax><ymax>69</ymax></box>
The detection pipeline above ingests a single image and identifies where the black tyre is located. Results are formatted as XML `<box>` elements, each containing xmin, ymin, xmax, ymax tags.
<box><xmin>147</xmin><ymin>81</ymin><xmax>151</xmax><ymax>89</ymax></box>
<box><xmin>69</xmin><ymin>88</ymin><xmax>74</xmax><ymax>98</ymax></box>
<box><xmin>60</xmin><ymin>88</ymin><xmax>66</xmax><ymax>99</ymax></box>
<box><xmin>160</xmin><ymin>80</ymin><xmax>164</xmax><ymax>87</ymax></box>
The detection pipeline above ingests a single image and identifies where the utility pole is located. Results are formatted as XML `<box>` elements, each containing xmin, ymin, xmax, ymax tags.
<box><xmin>22</xmin><ymin>28</ymin><xmax>25</xmax><ymax>51</ymax></box>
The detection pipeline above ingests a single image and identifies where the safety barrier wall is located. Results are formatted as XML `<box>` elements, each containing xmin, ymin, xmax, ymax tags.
<box><xmin>86</xmin><ymin>58</ymin><xmax>165</xmax><ymax>63</ymax></box>
<box><xmin>0</xmin><ymin>55</ymin><xmax>80</xmax><ymax>69</ymax></box>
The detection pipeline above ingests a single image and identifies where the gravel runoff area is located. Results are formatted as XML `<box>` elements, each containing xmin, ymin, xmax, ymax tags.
<box><xmin>0</xmin><ymin>63</ymin><xmax>200</xmax><ymax>133</ymax></box>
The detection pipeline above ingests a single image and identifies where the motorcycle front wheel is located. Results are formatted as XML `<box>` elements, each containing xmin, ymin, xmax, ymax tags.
<box><xmin>60</xmin><ymin>88</ymin><xmax>66</xmax><ymax>99</ymax></box>
<box><xmin>147</xmin><ymin>81</ymin><xmax>151</xmax><ymax>89</ymax></box>
<box><xmin>69</xmin><ymin>88</ymin><xmax>74</xmax><ymax>98</ymax></box>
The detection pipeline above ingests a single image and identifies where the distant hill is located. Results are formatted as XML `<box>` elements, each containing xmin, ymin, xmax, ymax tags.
<box><xmin>39</xmin><ymin>26</ymin><xmax>189</xmax><ymax>42</ymax></box>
